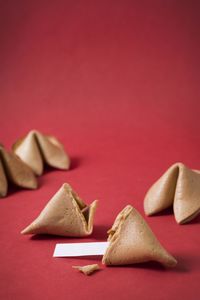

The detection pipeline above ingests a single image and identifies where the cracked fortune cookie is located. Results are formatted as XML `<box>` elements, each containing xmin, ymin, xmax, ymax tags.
<box><xmin>21</xmin><ymin>183</ymin><xmax>98</xmax><ymax>237</ymax></box>
<box><xmin>102</xmin><ymin>205</ymin><xmax>177</xmax><ymax>267</ymax></box>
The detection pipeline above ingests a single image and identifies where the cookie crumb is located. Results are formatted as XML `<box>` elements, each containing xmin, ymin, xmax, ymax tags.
<box><xmin>72</xmin><ymin>264</ymin><xmax>100</xmax><ymax>275</ymax></box>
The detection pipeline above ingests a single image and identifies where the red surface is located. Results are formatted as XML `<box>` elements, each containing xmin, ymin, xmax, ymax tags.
<box><xmin>0</xmin><ymin>1</ymin><xmax>200</xmax><ymax>299</ymax></box>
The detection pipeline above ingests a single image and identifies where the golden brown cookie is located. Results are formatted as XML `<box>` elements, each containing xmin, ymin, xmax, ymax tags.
<box><xmin>21</xmin><ymin>183</ymin><xmax>98</xmax><ymax>237</ymax></box>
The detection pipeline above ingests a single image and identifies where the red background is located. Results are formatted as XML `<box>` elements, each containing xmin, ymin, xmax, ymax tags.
<box><xmin>0</xmin><ymin>1</ymin><xmax>200</xmax><ymax>299</ymax></box>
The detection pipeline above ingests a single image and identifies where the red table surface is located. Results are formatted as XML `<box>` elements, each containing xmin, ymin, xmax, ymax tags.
<box><xmin>0</xmin><ymin>1</ymin><xmax>200</xmax><ymax>299</ymax></box>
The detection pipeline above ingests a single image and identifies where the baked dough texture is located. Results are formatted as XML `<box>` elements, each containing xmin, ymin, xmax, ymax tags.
<box><xmin>13</xmin><ymin>130</ymin><xmax>70</xmax><ymax>175</ymax></box>
<box><xmin>21</xmin><ymin>183</ymin><xmax>98</xmax><ymax>237</ymax></box>
<box><xmin>0</xmin><ymin>145</ymin><xmax>37</xmax><ymax>197</ymax></box>
<box><xmin>102</xmin><ymin>205</ymin><xmax>177</xmax><ymax>267</ymax></box>
<box><xmin>72</xmin><ymin>264</ymin><xmax>100</xmax><ymax>275</ymax></box>
<box><xmin>144</xmin><ymin>163</ymin><xmax>200</xmax><ymax>224</ymax></box>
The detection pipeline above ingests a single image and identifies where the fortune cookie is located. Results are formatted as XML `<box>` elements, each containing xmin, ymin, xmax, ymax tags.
<box><xmin>144</xmin><ymin>163</ymin><xmax>200</xmax><ymax>224</ymax></box>
<box><xmin>13</xmin><ymin>130</ymin><xmax>70</xmax><ymax>175</ymax></box>
<box><xmin>21</xmin><ymin>183</ymin><xmax>98</xmax><ymax>236</ymax></box>
<box><xmin>0</xmin><ymin>158</ymin><xmax>8</xmax><ymax>197</ymax></box>
<box><xmin>102</xmin><ymin>205</ymin><xmax>177</xmax><ymax>267</ymax></box>
<box><xmin>0</xmin><ymin>145</ymin><xmax>37</xmax><ymax>197</ymax></box>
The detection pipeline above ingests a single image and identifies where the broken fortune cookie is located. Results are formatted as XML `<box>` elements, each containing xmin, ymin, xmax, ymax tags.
<box><xmin>144</xmin><ymin>162</ymin><xmax>200</xmax><ymax>224</ymax></box>
<box><xmin>21</xmin><ymin>183</ymin><xmax>98</xmax><ymax>237</ymax></box>
<box><xmin>13</xmin><ymin>130</ymin><xmax>70</xmax><ymax>176</ymax></box>
<box><xmin>0</xmin><ymin>145</ymin><xmax>37</xmax><ymax>197</ymax></box>
<box><xmin>102</xmin><ymin>205</ymin><xmax>177</xmax><ymax>267</ymax></box>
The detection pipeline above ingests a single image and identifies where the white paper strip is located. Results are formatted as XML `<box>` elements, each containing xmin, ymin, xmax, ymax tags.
<box><xmin>53</xmin><ymin>242</ymin><xmax>109</xmax><ymax>257</ymax></box>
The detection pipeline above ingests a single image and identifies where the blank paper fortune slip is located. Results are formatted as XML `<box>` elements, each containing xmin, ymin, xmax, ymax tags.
<box><xmin>53</xmin><ymin>242</ymin><xmax>109</xmax><ymax>257</ymax></box>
